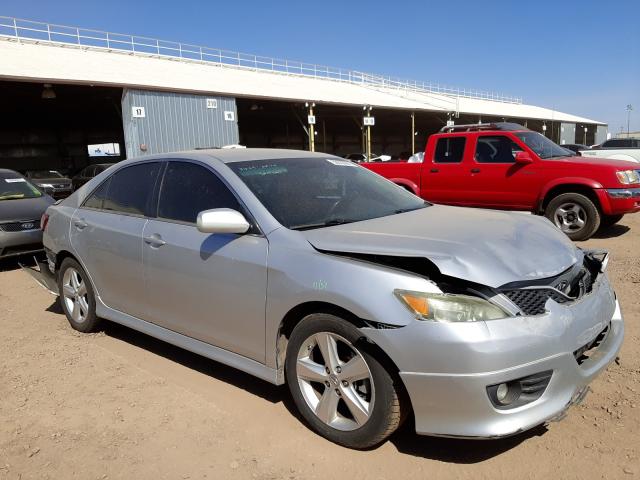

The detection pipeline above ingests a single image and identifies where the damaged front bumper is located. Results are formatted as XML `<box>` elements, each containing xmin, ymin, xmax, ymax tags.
<box><xmin>362</xmin><ymin>273</ymin><xmax>623</xmax><ymax>439</ymax></box>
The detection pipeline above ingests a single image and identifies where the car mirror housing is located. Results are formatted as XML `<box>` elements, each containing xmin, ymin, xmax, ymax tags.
<box><xmin>515</xmin><ymin>151</ymin><xmax>534</xmax><ymax>164</ymax></box>
<box><xmin>196</xmin><ymin>208</ymin><xmax>250</xmax><ymax>234</ymax></box>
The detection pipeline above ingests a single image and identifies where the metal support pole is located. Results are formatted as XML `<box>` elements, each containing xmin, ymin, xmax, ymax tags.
<box><xmin>366</xmin><ymin>108</ymin><xmax>372</xmax><ymax>161</ymax></box>
<box><xmin>411</xmin><ymin>111</ymin><xmax>415</xmax><ymax>155</ymax></box>
<box><xmin>308</xmin><ymin>103</ymin><xmax>315</xmax><ymax>152</ymax></box>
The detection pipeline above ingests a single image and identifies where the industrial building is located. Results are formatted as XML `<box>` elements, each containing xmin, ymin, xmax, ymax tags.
<box><xmin>0</xmin><ymin>16</ymin><xmax>608</xmax><ymax>173</ymax></box>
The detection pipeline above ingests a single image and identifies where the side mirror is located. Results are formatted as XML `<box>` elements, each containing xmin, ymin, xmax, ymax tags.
<box><xmin>515</xmin><ymin>151</ymin><xmax>534</xmax><ymax>164</ymax></box>
<box><xmin>196</xmin><ymin>208</ymin><xmax>250</xmax><ymax>234</ymax></box>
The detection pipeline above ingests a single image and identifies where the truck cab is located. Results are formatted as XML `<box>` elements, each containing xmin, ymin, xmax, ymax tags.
<box><xmin>364</xmin><ymin>123</ymin><xmax>640</xmax><ymax>240</ymax></box>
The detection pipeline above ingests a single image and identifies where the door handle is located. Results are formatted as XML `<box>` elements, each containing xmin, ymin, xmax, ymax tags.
<box><xmin>430</xmin><ymin>168</ymin><xmax>439</xmax><ymax>173</ymax></box>
<box><xmin>144</xmin><ymin>234</ymin><xmax>166</xmax><ymax>248</ymax></box>
<box><xmin>470</xmin><ymin>168</ymin><xmax>481</xmax><ymax>173</ymax></box>
<box><xmin>74</xmin><ymin>219</ymin><xmax>88</xmax><ymax>230</ymax></box>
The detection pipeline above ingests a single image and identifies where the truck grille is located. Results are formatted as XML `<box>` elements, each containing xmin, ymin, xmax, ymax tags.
<box><xmin>0</xmin><ymin>220</ymin><xmax>40</xmax><ymax>232</ymax></box>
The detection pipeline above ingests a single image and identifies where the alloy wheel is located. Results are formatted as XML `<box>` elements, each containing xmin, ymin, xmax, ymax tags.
<box><xmin>553</xmin><ymin>202</ymin><xmax>587</xmax><ymax>234</ymax></box>
<box><xmin>296</xmin><ymin>332</ymin><xmax>374</xmax><ymax>431</ymax></box>
<box><xmin>62</xmin><ymin>267</ymin><xmax>89</xmax><ymax>323</ymax></box>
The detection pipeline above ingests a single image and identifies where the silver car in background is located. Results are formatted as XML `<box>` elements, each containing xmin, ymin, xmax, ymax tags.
<box><xmin>37</xmin><ymin>149</ymin><xmax>623</xmax><ymax>448</ymax></box>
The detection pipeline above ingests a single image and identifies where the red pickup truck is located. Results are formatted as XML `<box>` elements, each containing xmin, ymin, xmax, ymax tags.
<box><xmin>364</xmin><ymin>123</ymin><xmax>640</xmax><ymax>240</ymax></box>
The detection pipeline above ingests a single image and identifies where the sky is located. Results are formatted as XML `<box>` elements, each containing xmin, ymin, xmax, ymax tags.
<box><xmin>3</xmin><ymin>0</ymin><xmax>639</xmax><ymax>133</ymax></box>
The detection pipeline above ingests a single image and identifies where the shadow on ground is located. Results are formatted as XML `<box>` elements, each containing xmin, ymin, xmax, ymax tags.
<box><xmin>40</xmin><ymin>311</ymin><xmax>542</xmax><ymax>463</ymax></box>
<box><xmin>592</xmin><ymin>224</ymin><xmax>630</xmax><ymax>239</ymax></box>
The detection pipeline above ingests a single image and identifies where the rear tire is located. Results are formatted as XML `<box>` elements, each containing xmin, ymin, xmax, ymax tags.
<box><xmin>544</xmin><ymin>192</ymin><xmax>600</xmax><ymax>241</ymax></box>
<box><xmin>600</xmin><ymin>214</ymin><xmax>624</xmax><ymax>229</ymax></box>
<box><xmin>285</xmin><ymin>313</ymin><xmax>403</xmax><ymax>449</ymax></box>
<box><xmin>58</xmin><ymin>258</ymin><xmax>101</xmax><ymax>333</ymax></box>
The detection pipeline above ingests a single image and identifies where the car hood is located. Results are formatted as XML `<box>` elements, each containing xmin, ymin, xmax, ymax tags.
<box><xmin>0</xmin><ymin>195</ymin><xmax>54</xmax><ymax>222</ymax></box>
<box><xmin>552</xmin><ymin>155</ymin><xmax>639</xmax><ymax>169</ymax></box>
<box><xmin>302</xmin><ymin>205</ymin><xmax>579</xmax><ymax>288</ymax></box>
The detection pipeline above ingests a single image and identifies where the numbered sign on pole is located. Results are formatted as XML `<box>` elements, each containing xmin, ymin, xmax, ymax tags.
<box><xmin>224</xmin><ymin>111</ymin><xmax>235</xmax><ymax>121</ymax></box>
<box><xmin>363</xmin><ymin>116</ymin><xmax>375</xmax><ymax>126</ymax></box>
<box><xmin>308</xmin><ymin>115</ymin><xmax>316</xmax><ymax>125</ymax></box>
<box><xmin>132</xmin><ymin>106</ymin><xmax>146</xmax><ymax>118</ymax></box>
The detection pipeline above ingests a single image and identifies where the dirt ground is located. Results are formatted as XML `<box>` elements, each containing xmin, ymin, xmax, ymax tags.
<box><xmin>0</xmin><ymin>216</ymin><xmax>639</xmax><ymax>480</ymax></box>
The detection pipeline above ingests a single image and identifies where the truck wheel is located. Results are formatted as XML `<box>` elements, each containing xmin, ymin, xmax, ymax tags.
<box><xmin>600</xmin><ymin>214</ymin><xmax>624</xmax><ymax>229</ymax></box>
<box><xmin>285</xmin><ymin>313</ymin><xmax>403</xmax><ymax>449</ymax></box>
<box><xmin>544</xmin><ymin>193</ymin><xmax>600</xmax><ymax>241</ymax></box>
<box><xmin>58</xmin><ymin>258</ymin><xmax>102</xmax><ymax>333</ymax></box>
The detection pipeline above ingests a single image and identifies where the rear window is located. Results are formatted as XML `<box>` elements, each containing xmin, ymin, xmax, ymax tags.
<box><xmin>158</xmin><ymin>162</ymin><xmax>242</xmax><ymax>224</ymax></box>
<box><xmin>603</xmin><ymin>139</ymin><xmax>632</xmax><ymax>148</ymax></box>
<box><xmin>434</xmin><ymin>137</ymin><xmax>466</xmax><ymax>163</ymax></box>
<box><xmin>101</xmin><ymin>163</ymin><xmax>161</xmax><ymax>216</ymax></box>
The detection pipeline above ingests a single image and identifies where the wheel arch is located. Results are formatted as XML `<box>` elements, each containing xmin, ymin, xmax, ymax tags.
<box><xmin>275</xmin><ymin>302</ymin><xmax>404</xmax><ymax>382</ymax></box>
<box><xmin>539</xmin><ymin>181</ymin><xmax>603</xmax><ymax>213</ymax></box>
<box><xmin>389</xmin><ymin>178</ymin><xmax>419</xmax><ymax>195</ymax></box>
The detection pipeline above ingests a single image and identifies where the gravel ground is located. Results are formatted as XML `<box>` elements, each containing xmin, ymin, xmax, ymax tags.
<box><xmin>0</xmin><ymin>215</ymin><xmax>639</xmax><ymax>480</ymax></box>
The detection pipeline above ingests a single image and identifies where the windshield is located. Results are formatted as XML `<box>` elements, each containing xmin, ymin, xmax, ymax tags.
<box><xmin>0</xmin><ymin>177</ymin><xmax>43</xmax><ymax>200</ymax></box>
<box><xmin>515</xmin><ymin>132</ymin><xmax>571</xmax><ymax>159</ymax></box>
<box><xmin>28</xmin><ymin>170</ymin><xmax>64</xmax><ymax>179</ymax></box>
<box><xmin>229</xmin><ymin>157</ymin><xmax>428</xmax><ymax>230</ymax></box>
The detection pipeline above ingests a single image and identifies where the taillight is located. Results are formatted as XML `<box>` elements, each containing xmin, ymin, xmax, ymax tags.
<box><xmin>40</xmin><ymin>213</ymin><xmax>49</xmax><ymax>232</ymax></box>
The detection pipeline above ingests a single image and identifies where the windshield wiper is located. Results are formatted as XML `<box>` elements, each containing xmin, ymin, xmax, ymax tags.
<box><xmin>290</xmin><ymin>218</ymin><xmax>356</xmax><ymax>231</ymax></box>
<box><xmin>394</xmin><ymin>202</ymin><xmax>430</xmax><ymax>214</ymax></box>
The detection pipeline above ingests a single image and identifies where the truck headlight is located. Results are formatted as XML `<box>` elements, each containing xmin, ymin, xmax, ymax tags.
<box><xmin>394</xmin><ymin>289</ymin><xmax>510</xmax><ymax>322</ymax></box>
<box><xmin>616</xmin><ymin>170</ymin><xmax>640</xmax><ymax>185</ymax></box>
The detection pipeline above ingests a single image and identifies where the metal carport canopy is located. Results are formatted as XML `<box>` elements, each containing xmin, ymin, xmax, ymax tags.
<box><xmin>0</xmin><ymin>38</ymin><xmax>605</xmax><ymax>125</ymax></box>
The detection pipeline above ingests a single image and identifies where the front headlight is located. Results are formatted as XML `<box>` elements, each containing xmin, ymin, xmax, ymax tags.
<box><xmin>40</xmin><ymin>183</ymin><xmax>54</xmax><ymax>188</ymax></box>
<box><xmin>616</xmin><ymin>170</ymin><xmax>640</xmax><ymax>185</ymax></box>
<box><xmin>394</xmin><ymin>289</ymin><xmax>510</xmax><ymax>323</ymax></box>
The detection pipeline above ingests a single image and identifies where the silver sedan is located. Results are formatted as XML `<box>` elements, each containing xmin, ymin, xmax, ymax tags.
<box><xmin>37</xmin><ymin>149</ymin><xmax>623</xmax><ymax>448</ymax></box>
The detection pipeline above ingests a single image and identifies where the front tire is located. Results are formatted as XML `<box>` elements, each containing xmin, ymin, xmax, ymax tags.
<box><xmin>544</xmin><ymin>192</ymin><xmax>600</xmax><ymax>241</ymax></box>
<box><xmin>285</xmin><ymin>313</ymin><xmax>403</xmax><ymax>449</ymax></box>
<box><xmin>58</xmin><ymin>258</ymin><xmax>101</xmax><ymax>332</ymax></box>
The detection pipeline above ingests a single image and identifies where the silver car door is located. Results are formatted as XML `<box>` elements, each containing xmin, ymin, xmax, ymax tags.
<box><xmin>70</xmin><ymin>162</ymin><xmax>161</xmax><ymax>318</ymax></box>
<box><xmin>142</xmin><ymin>160</ymin><xmax>268</xmax><ymax>363</ymax></box>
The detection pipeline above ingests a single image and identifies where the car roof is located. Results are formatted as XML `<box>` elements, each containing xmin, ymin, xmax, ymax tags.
<box><xmin>125</xmin><ymin>148</ymin><xmax>338</xmax><ymax>165</ymax></box>
<box><xmin>0</xmin><ymin>169</ymin><xmax>23</xmax><ymax>179</ymax></box>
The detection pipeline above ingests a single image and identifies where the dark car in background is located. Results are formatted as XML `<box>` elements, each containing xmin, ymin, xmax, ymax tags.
<box><xmin>562</xmin><ymin>144</ymin><xmax>590</xmax><ymax>155</ymax></box>
<box><xmin>0</xmin><ymin>169</ymin><xmax>54</xmax><ymax>259</ymax></box>
<box><xmin>72</xmin><ymin>163</ymin><xmax>115</xmax><ymax>191</ymax></box>
<box><xmin>24</xmin><ymin>170</ymin><xmax>73</xmax><ymax>198</ymax></box>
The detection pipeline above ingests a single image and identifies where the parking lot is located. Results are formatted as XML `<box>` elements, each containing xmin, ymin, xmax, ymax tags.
<box><xmin>0</xmin><ymin>214</ymin><xmax>637</xmax><ymax>480</ymax></box>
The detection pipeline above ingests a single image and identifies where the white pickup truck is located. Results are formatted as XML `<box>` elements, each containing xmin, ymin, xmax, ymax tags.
<box><xmin>581</xmin><ymin>138</ymin><xmax>640</xmax><ymax>163</ymax></box>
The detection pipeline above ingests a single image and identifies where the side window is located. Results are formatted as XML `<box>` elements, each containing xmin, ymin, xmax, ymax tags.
<box><xmin>434</xmin><ymin>137</ymin><xmax>466</xmax><ymax>163</ymax></box>
<box><xmin>158</xmin><ymin>162</ymin><xmax>242</xmax><ymax>224</ymax></box>
<box><xmin>83</xmin><ymin>178</ymin><xmax>111</xmax><ymax>210</ymax></box>
<box><xmin>102</xmin><ymin>162</ymin><xmax>161</xmax><ymax>216</ymax></box>
<box><xmin>475</xmin><ymin>136</ymin><xmax>522</xmax><ymax>163</ymax></box>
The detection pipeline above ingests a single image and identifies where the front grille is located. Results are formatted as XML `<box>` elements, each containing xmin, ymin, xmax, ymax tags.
<box><xmin>502</xmin><ymin>288</ymin><xmax>570</xmax><ymax>315</ymax></box>
<box><xmin>574</xmin><ymin>323</ymin><xmax>610</xmax><ymax>365</ymax></box>
<box><xmin>0</xmin><ymin>220</ymin><xmax>39</xmax><ymax>232</ymax></box>
<box><xmin>501</xmin><ymin>260</ymin><xmax>597</xmax><ymax>315</ymax></box>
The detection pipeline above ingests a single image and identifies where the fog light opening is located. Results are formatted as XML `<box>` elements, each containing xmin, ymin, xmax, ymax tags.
<box><xmin>487</xmin><ymin>370</ymin><xmax>553</xmax><ymax>410</ymax></box>
<box><xmin>496</xmin><ymin>383</ymin><xmax>509</xmax><ymax>404</ymax></box>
